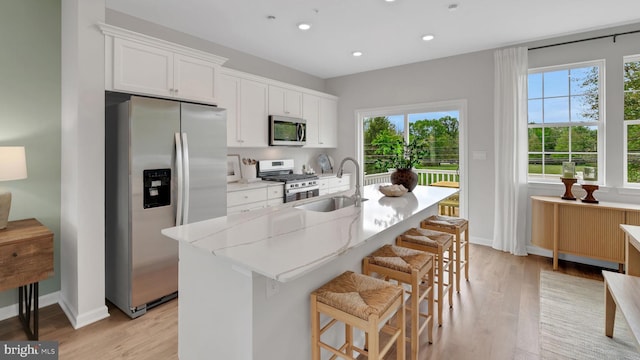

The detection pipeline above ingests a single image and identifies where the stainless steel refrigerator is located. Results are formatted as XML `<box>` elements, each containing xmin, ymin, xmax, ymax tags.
<box><xmin>105</xmin><ymin>95</ymin><xmax>226</xmax><ymax>318</ymax></box>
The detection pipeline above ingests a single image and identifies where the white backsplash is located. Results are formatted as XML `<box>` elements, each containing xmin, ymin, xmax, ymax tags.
<box><xmin>228</xmin><ymin>147</ymin><xmax>338</xmax><ymax>175</ymax></box>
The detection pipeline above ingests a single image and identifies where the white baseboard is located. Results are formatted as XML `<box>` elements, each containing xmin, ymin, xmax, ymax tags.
<box><xmin>0</xmin><ymin>291</ymin><xmax>60</xmax><ymax>322</ymax></box>
<box><xmin>470</xmin><ymin>236</ymin><xmax>493</xmax><ymax>247</ymax></box>
<box><xmin>59</xmin><ymin>296</ymin><xmax>110</xmax><ymax>329</ymax></box>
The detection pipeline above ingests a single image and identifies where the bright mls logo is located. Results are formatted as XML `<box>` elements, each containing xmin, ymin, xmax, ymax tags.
<box><xmin>1</xmin><ymin>341</ymin><xmax>58</xmax><ymax>359</ymax></box>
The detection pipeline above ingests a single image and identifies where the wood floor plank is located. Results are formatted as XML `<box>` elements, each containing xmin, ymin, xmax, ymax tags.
<box><xmin>0</xmin><ymin>244</ymin><xmax>607</xmax><ymax>359</ymax></box>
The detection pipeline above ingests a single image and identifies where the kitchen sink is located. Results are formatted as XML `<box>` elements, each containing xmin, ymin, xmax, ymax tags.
<box><xmin>295</xmin><ymin>196</ymin><xmax>367</xmax><ymax>212</ymax></box>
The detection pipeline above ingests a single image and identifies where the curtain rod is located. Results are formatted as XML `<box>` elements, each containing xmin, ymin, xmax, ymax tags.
<box><xmin>528</xmin><ymin>29</ymin><xmax>640</xmax><ymax>51</ymax></box>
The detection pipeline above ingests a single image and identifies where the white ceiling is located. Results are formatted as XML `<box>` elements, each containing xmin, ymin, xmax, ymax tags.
<box><xmin>105</xmin><ymin>0</ymin><xmax>640</xmax><ymax>79</ymax></box>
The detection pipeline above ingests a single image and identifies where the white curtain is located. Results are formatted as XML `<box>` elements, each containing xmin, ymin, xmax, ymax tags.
<box><xmin>492</xmin><ymin>47</ymin><xmax>529</xmax><ymax>256</ymax></box>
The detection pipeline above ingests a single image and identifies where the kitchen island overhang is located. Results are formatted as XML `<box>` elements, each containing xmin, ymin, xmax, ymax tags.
<box><xmin>162</xmin><ymin>184</ymin><xmax>458</xmax><ymax>360</ymax></box>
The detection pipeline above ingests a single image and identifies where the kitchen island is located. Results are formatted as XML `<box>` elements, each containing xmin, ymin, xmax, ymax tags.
<box><xmin>162</xmin><ymin>184</ymin><xmax>457</xmax><ymax>360</ymax></box>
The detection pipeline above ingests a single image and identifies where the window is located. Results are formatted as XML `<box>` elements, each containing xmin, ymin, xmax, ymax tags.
<box><xmin>527</xmin><ymin>61</ymin><xmax>604</xmax><ymax>182</ymax></box>
<box><xmin>624</xmin><ymin>55</ymin><xmax>640</xmax><ymax>186</ymax></box>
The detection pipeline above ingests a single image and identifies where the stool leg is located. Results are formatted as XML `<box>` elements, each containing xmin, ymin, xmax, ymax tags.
<box><xmin>437</xmin><ymin>252</ymin><xmax>443</xmax><ymax>327</ymax></box>
<box><xmin>397</xmin><ymin>301</ymin><xmax>405</xmax><ymax>360</ymax></box>
<box><xmin>310</xmin><ymin>295</ymin><xmax>320</xmax><ymax>360</ymax></box>
<box><xmin>455</xmin><ymin>230</ymin><xmax>461</xmax><ymax>293</ymax></box>
<box><xmin>465</xmin><ymin>227</ymin><xmax>470</xmax><ymax>281</ymax></box>
<box><xmin>448</xmin><ymin>244</ymin><xmax>454</xmax><ymax>308</ymax></box>
<box><xmin>411</xmin><ymin>271</ymin><xmax>419</xmax><ymax>360</ymax></box>
<box><xmin>345</xmin><ymin>324</ymin><xmax>353</xmax><ymax>356</ymax></box>
<box><xmin>368</xmin><ymin>316</ymin><xmax>380</xmax><ymax>359</ymax></box>
<box><xmin>427</xmin><ymin>265</ymin><xmax>434</xmax><ymax>344</ymax></box>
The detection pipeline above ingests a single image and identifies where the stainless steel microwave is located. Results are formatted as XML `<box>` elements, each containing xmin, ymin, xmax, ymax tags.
<box><xmin>269</xmin><ymin>115</ymin><xmax>306</xmax><ymax>146</ymax></box>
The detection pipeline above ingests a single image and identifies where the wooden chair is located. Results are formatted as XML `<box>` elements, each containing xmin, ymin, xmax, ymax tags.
<box><xmin>363</xmin><ymin>244</ymin><xmax>435</xmax><ymax>360</ymax></box>
<box><xmin>421</xmin><ymin>215</ymin><xmax>469</xmax><ymax>293</ymax></box>
<box><xmin>396</xmin><ymin>228</ymin><xmax>453</xmax><ymax>326</ymax></box>
<box><xmin>310</xmin><ymin>271</ymin><xmax>405</xmax><ymax>360</ymax></box>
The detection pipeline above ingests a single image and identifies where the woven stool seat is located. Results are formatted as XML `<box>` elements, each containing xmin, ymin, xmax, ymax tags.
<box><xmin>311</xmin><ymin>271</ymin><xmax>405</xmax><ymax>360</ymax></box>
<box><xmin>367</xmin><ymin>244</ymin><xmax>433</xmax><ymax>274</ymax></box>
<box><xmin>364</xmin><ymin>245</ymin><xmax>435</xmax><ymax>360</ymax></box>
<box><xmin>422</xmin><ymin>215</ymin><xmax>468</xmax><ymax>229</ymax></box>
<box><xmin>400</xmin><ymin>227</ymin><xmax>453</xmax><ymax>249</ymax></box>
<box><xmin>421</xmin><ymin>215</ymin><xmax>470</xmax><ymax>293</ymax></box>
<box><xmin>313</xmin><ymin>271</ymin><xmax>402</xmax><ymax>320</ymax></box>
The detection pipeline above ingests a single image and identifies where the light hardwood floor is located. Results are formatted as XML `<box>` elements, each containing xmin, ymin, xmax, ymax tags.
<box><xmin>0</xmin><ymin>244</ymin><xmax>605</xmax><ymax>360</ymax></box>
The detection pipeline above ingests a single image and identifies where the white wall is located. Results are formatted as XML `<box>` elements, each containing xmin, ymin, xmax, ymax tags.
<box><xmin>0</xmin><ymin>0</ymin><xmax>62</xmax><ymax>309</ymax></box>
<box><xmin>325</xmin><ymin>51</ymin><xmax>496</xmax><ymax>244</ymax></box>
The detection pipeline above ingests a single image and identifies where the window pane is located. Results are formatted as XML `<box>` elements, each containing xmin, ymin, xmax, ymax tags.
<box><xmin>544</xmin><ymin>127</ymin><xmax>569</xmax><ymax>152</ymax></box>
<box><xmin>575</xmin><ymin>154</ymin><xmax>598</xmax><ymax>171</ymax></box>
<box><xmin>625</xmin><ymin>91</ymin><xmax>640</xmax><ymax>121</ymax></box>
<box><xmin>528</xmin><ymin>154</ymin><xmax>543</xmax><ymax>175</ymax></box>
<box><xmin>363</xmin><ymin>116</ymin><xmax>404</xmax><ymax>175</ymax></box>
<box><xmin>571</xmin><ymin>126</ymin><xmax>597</xmax><ymax>152</ymax></box>
<box><xmin>544</xmin><ymin>97</ymin><xmax>570</xmax><ymax>123</ymax></box>
<box><xmin>571</xmin><ymin>95</ymin><xmax>598</xmax><ymax>122</ymax></box>
<box><xmin>544</xmin><ymin>160</ymin><xmax>564</xmax><ymax>175</ymax></box>
<box><xmin>544</xmin><ymin>70</ymin><xmax>569</xmax><ymax>97</ymax></box>
<box><xmin>628</xmin><ymin>154</ymin><xmax>640</xmax><ymax>183</ymax></box>
<box><xmin>528</xmin><ymin>128</ymin><xmax>542</xmax><ymax>152</ymax></box>
<box><xmin>529</xmin><ymin>73</ymin><xmax>542</xmax><ymax>99</ymax></box>
<box><xmin>624</xmin><ymin>61</ymin><xmax>640</xmax><ymax>91</ymax></box>
<box><xmin>570</xmin><ymin>66</ymin><xmax>598</xmax><ymax>95</ymax></box>
<box><xmin>528</xmin><ymin>99</ymin><xmax>542</xmax><ymax>123</ymax></box>
<box><xmin>629</xmin><ymin>124</ymin><xmax>640</xmax><ymax>152</ymax></box>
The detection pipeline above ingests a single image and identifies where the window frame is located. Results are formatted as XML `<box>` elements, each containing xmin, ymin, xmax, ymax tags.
<box><xmin>624</xmin><ymin>54</ymin><xmax>640</xmax><ymax>188</ymax></box>
<box><xmin>527</xmin><ymin>60</ymin><xmax>606</xmax><ymax>184</ymax></box>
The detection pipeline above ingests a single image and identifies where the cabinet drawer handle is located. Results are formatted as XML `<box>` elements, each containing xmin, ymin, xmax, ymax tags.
<box><xmin>12</xmin><ymin>252</ymin><xmax>18</xmax><ymax>257</ymax></box>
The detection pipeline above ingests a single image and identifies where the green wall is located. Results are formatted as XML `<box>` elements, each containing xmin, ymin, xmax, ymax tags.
<box><xmin>0</xmin><ymin>0</ymin><xmax>61</xmax><ymax>307</ymax></box>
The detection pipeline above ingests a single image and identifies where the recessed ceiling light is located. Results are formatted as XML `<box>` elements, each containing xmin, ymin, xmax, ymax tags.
<box><xmin>352</xmin><ymin>51</ymin><xmax>363</xmax><ymax>57</ymax></box>
<box><xmin>297</xmin><ymin>23</ymin><xmax>311</xmax><ymax>31</ymax></box>
<box><xmin>422</xmin><ymin>34</ymin><xmax>435</xmax><ymax>41</ymax></box>
<box><xmin>385</xmin><ymin>0</ymin><xmax>396</xmax><ymax>2</ymax></box>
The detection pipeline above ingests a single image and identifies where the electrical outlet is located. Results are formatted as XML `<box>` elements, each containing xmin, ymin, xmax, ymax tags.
<box><xmin>266</xmin><ymin>278</ymin><xmax>280</xmax><ymax>298</ymax></box>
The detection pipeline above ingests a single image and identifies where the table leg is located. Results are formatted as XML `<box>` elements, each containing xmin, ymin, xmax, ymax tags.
<box><xmin>605</xmin><ymin>279</ymin><xmax>616</xmax><ymax>338</ymax></box>
<box><xmin>18</xmin><ymin>282</ymin><xmax>39</xmax><ymax>340</ymax></box>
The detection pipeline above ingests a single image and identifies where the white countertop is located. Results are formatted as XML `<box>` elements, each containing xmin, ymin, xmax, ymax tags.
<box><xmin>162</xmin><ymin>184</ymin><xmax>457</xmax><ymax>282</ymax></box>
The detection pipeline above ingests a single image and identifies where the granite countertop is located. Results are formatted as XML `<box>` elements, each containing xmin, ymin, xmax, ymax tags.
<box><xmin>162</xmin><ymin>184</ymin><xmax>457</xmax><ymax>282</ymax></box>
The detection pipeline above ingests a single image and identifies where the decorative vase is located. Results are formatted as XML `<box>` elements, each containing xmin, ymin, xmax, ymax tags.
<box><xmin>390</xmin><ymin>168</ymin><xmax>418</xmax><ymax>192</ymax></box>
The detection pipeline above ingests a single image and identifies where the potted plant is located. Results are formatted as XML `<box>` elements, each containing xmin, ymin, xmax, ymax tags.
<box><xmin>373</xmin><ymin>137</ymin><xmax>428</xmax><ymax>191</ymax></box>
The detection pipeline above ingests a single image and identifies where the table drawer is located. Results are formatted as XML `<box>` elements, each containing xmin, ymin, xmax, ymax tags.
<box><xmin>227</xmin><ymin>188</ymin><xmax>268</xmax><ymax>207</ymax></box>
<box><xmin>0</xmin><ymin>236</ymin><xmax>53</xmax><ymax>291</ymax></box>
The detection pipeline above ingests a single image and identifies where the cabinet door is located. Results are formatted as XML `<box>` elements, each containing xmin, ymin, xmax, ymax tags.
<box><xmin>318</xmin><ymin>97</ymin><xmax>338</xmax><ymax>147</ymax></box>
<box><xmin>174</xmin><ymin>54</ymin><xmax>218</xmax><ymax>104</ymax></box>
<box><xmin>239</xmin><ymin>79</ymin><xmax>269</xmax><ymax>147</ymax></box>
<box><xmin>218</xmin><ymin>74</ymin><xmax>241</xmax><ymax>147</ymax></box>
<box><xmin>302</xmin><ymin>94</ymin><xmax>320</xmax><ymax>147</ymax></box>
<box><xmin>113</xmin><ymin>38</ymin><xmax>173</xmax><ymax>97</ymax></box>
<box><xmin>269</xmin><ymin>85</ymin><xmax>302</xmax><ymax>117</ymax></box>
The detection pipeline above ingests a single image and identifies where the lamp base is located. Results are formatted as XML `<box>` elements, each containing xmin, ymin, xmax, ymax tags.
<box><xmin>0</xmin><ymin>192</ymin><xmax>11</xmax><ymax>230</ymax></box>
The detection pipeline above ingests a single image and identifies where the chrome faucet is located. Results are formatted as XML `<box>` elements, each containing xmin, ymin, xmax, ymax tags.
<box><xmin>337</xmin><ymin>157</ymin><xmax>362</xmax><ymax>207</ymax></box>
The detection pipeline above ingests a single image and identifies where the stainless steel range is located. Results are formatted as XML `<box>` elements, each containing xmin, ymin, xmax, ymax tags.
<box><xmin>258</xmin><ymin>159</ymin><xmax>319</xmax><ymax>203</ymax></box>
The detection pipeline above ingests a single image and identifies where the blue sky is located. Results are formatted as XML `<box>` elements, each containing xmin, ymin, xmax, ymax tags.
<box><xmin>386</xmin><ymin>111</ymin><xmax>459</xmax><ymax>132</ymax></box>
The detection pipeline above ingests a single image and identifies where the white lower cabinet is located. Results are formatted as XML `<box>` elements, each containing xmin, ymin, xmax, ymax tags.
<box><xmin>227</xmin><ymin>184</ymin><xmax>284</xmax><ymax>215</ymax></box>
<box><xmin>328</xmin><ymin>174</ymin><xmax>351</xmax><ymax>193</ymax></box>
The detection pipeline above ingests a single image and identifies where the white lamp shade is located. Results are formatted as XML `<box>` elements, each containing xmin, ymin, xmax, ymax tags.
<box><xmin>0</xmin><ymin>146</ymin><xmax>27</xmax><ymax>181</ymax></box>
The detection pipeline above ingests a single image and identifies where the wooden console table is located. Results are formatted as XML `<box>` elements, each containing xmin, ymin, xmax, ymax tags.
<box><xmin>531</xmin><ymin>196</ymin><xmax>640</xmax><ymax>270</ymax></box>
<box><xmin>0</xmin><ymin>218</ymin><xmax>54</xmax><ymax>340</ymax></box>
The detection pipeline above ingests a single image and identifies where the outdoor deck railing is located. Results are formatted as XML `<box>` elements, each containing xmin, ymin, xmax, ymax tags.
<box><xmin>363</xmin><ymin>169</ymin><xmax>459</xmax><ymax>186</ymax></box>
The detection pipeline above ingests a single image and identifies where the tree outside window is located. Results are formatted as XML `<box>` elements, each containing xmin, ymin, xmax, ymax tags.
<box><xmin>624</xmin><ymin>56</ymin><xmax>640</xmax><ymax>185</ymax></box>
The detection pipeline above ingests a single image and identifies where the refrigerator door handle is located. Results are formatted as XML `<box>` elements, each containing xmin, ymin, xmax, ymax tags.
<box><xmin>182</xmin><ymin>132</ymin><xmax>190</xmax><ymax>224</ymax></box>
<box><xmin>175</xmin><ymin>132</ymin><xmax>184</xmax><ymax>226</ymax></box>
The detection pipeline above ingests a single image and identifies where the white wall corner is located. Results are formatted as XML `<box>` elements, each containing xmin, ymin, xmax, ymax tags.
<box><xmin>59</xmin><ymin>295</ymin><xmax>109</xmax><ymax>329</ymax></box>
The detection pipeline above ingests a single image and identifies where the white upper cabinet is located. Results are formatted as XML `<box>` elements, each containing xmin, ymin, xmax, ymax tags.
<box><xmin>218</xmin><ymin>71</ymin><xmax>268</xmax><ymax>147</ymax></box>
<box><xmin>268</xmin><ymin>85</ymin><xmax>303</xmax><ymax>118</ymax></box>
<box><xmin>303</xmin><ymin>94</ymin><xmax>338</xmax><ymax>148</ymax></box>
<box><xmin>101</xmin><ymin>24</ymin><xmax>227</xmax><ymax>105</ymax></box>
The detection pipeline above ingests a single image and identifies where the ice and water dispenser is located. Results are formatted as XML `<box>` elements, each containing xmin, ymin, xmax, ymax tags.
<box><xmin>143</xmin><ymin>169</ymin><xmax>171</xmax><ymax>209</ymax></box>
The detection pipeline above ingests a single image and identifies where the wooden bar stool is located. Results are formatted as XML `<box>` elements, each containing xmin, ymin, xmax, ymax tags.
<box><xmin>421</xmin><ymin>215</ymin><xmax>469</xmax><ymax>293</ymax></box>
<box><xmin>310</xmin><ymin>271</ymin><xmax>406</xmax><ymax>360</ymax></box>
<box><xmin>363</xmin><ymin>245</ymin><xmax>434</xmax><ymax>360</ymax></box>
<box><xmin>396</xmin><ymin>228</ymin><xmax>453</xmax><ymax>327</ymax></box>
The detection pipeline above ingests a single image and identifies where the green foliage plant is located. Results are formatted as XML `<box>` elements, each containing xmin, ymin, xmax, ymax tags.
<box><xmin>373</xmin><ymin>136</ymin><xmax>429</xmax><ymax>170</ymax></box>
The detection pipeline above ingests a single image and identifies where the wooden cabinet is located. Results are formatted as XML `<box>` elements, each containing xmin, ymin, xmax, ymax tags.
<box><xmin>269</xmin><ymin>85</ymin><xmax>303</xmax><ymax>117</ymax></box>
<box><xmin>0</xmin><ymin>218</ymin><xmax>54</xmax><ymax>340</ymax></box>
<box><xmin>303</xmin><ymin>94</ymin><xmax>338</xmax><ymax>148</ymax></box>
<box><xmin>531</xmin><ymin>196</ymin><xmax>640</xmax><ymax>270</ymax></box>
<box><xmin>102</xmin><ymin>24</ymin><xmax>227</xmax><ymax>105</ymax></box>
<box><xmin>218</xmin><ymin>72</ymin><xmax>269</xmax><ymax>147</ymax></box>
